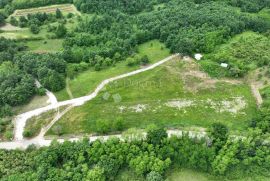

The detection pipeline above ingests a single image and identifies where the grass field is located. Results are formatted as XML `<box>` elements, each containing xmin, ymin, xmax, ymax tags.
<box><xmin>115</xmin><ymin>168</ymin><xmax>269</xmax><ymax>181</ymax></box>
<box><xmin>54</xmin><ymin>40</ymin><xmax>171</xmax><ymax>101</ymax></box>
<box><xmin>24</xmin><ymin>109</ymin><xmax>58</xmax><ymax>138</ymax></box>
<box><xmin>48</xmin><ymin>57</ymin><xmax>257</xmax><ymax>136</ymax></box>
<box><xmin>13</xmin><ymin>95</ymin><xmax>49</xmax><ymax>115</ymax></box>
<box><xmin>26</xmin><ymin>39</ymin><xmax>63</xmax><ymax>52</ymax></box>
<box><xmin>11</xmin><ymin>4</ymin><xmax>80</xmax><ymax>17</ymax></box>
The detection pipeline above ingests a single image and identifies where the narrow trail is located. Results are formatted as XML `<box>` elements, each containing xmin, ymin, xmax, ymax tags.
<box><xmin>9</xmin><ymin>54</ymin><xmax>179</xmax><ymax>144</ymax></box>
<box><xmin>66</xmin><ymin>78</ymin><xmax>74</xmax><ymax>99</ymax></box>
<box><xmin>250</xmin><ymin>83</ymin><xmax>263</xmax><ymax>106</ymax></box>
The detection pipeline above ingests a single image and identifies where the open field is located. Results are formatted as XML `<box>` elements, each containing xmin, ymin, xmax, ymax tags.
<box><xmin>13</xmin><ymin>95</ymin><xmax>50</xmax><ymax>115</ymax></box>
<box><xmin>55</xmin><ymin>40</ymin><xmax>171</xmax><ymax>101</ymax></box>
<box><xmin>26</xmin><ymin>39</ymin><xmax>64</xmax><ymax>52</ymax></box>
<box><xmin>116</xmin><ymin>167</ymin><xmax>269</xmax><ymax>181</ymax></box>
<box><xmin>11</xmin><ymin>4</ymin><xmax>80</xmax><ymax>17</ymax></box>
<box><xmin>48</xmin><ymin>57</ymin><xmax>257</xmax><ymax>136</ymax></box>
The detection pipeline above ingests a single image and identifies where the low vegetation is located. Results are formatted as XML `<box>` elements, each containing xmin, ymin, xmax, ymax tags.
<box><xmin>49</xmin><ymin>58</ymin><xmax>257</xmax><ymax>135</ymax></box>
<box><xmin>55</xmin><ymin>40</ymin><xmax>170</xmax><ymax>100</ymax></box>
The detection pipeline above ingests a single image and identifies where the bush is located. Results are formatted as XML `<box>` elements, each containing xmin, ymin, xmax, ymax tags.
<box><xmin>36</xmin><ymin>87</ymin><xmax>46</xmax><ymax>96</ymax></box>
<box><xmin>147</xmin><ymin>126</ymin><xmax>167</xmax><ymax>145</ymax></box>
<box><xmin>67</xmin><ymin>13</ymin><xmax>74</xmax><ymax>18</ymax></box>
<box><xmin>96</xmin><ymin>119</ymin><xmax>110</xmax><ymax>134</ymax></box>
<box><xmin>30</xmin><ymin>24</ymin><xmax>40</xmax><ymax>34</ymax></box>
<box><xmin>4</xmin><ymin>131</ymin><xmax>13</xmax><ymax>140</ymax></box>
<box><xmin>146</xmin><ymin>171</ymin><xmax>164</xmax><ymax>181</ymax></box>
<box><xmin>52</xmin><ymin>125</ymin><xmax>63</xmax><ymax>136</ymax></box>
<box><xmin>10</xmin><ymin>16</ymin><xmax>18</xmax><ymax>26</ymax></box>
<box><xmin>112</xmin><ymin>118</ymin><xmax>124</xmax><ymax>131</ymax></box>
<box><xmin>23</xmin><ymin>129</ymin><xmax>34</xmax><ymax>138</ymax></box>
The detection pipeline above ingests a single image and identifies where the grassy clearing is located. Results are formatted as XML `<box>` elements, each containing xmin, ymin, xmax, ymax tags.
<box><xmin>0</xmin><ymin>25</ymin><xmax>51</xmax><ymax>39</ymax></box>
<box><xmin>24</xmin><ymin>105</ymin><xmax>69</xmax><ymax>138</ymax></box>
<box><xmin>11</xmin><ymin>4</ymin><xmax>80</xmax><ymax>17</ymax></box>
<box><xmin>24</xmin><ymin>109</ymin><xmax>58</xmax><ymax>138</ymax></box>
<box><xmin>109</xmin><ymin>167</ymin><xmax>269</xmax><ymax>181</ymax></box>
<box><xmin>48</xmin><ymin>57</ymin><xmax>257</xmax><ymax>136</ymax></box>
<box><xmin>258</xmin><ymin>8</ymin><xmax>270</xmax><ymax>21</ymax></box>
<box><xmin>13</xmin><ymin>95</ymin><xmax>49</xmax><ymax>115</ymax></box>
<box><xmin>26</xmin><ymin>39</ymin><xmax>63</xmax><ymax>52</ymax></box>
<box><xmin>54</xmin><ymin>40</ymin><xmax>171</xmax><ymax>101</ymax></box>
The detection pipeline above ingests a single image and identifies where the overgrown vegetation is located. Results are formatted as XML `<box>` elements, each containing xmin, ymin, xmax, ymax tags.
<box><xmin>0</xmin><ymin>125</ymin><xmax>269</xmax><ymax>180</ymax></box>
<box><xmin>201</xmin><ymin>32</ymin><xmax>270</xmax><ymax>78</ymax></box>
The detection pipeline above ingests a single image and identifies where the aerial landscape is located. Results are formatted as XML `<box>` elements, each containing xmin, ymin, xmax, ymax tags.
<box><xmin>0</xmin><ymin>0</ymin><xmax>269</xmax><ymax>180</ymax></box>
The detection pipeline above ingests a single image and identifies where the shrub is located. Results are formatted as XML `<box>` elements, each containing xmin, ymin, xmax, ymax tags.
<box><xmin>23</xmin><ymin>129</ymin><xmax>34</xmax><ymax>138</ymax></box>
<box><xmin>112</xmin><ymin>118</ymin><xmax>124</xmax><ymax>131</ymax></box>
<box><xmin>52</xmin><ymin>125</ymin><xmax>63</xmax><ymax>136</ymax></box>
<box><xmin>147</xmin><ymin>126</ymin><xmax>167</xmax><ymax>145</ymax></box>
<box><xmin>146</xmin><ymin>171</ymin><xmax>164</xmax><ymax>181</ymax></box>
<box><xmin>96</xmin><ymin>119</ymin><xmax>110</xmax><ymax>134</ymax></box>
<box><xmin>30</xmin><ymin>24</ymin><xmax>40</xmax><ymax>34</ymax></box>
<box><xmin>4</xmin><ymin>131</ymin><xmax>13</xmax><ymax>140</ymax></box>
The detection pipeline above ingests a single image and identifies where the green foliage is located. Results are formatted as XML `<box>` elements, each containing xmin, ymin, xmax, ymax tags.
<box><xmin>86</xmin><ymin>167</ymin><xmax>105</xmax><ymax>181</ymax></box>
<box><xmin>54</xmin><ymin>24</ymin><xmax>67</xmax><ymax>38</ymax></box>
<box><xmin>95</xmin><ymin>119</ymin><xmax>110</xmax><ymax>134</ymax></box>
<box><xmin>0</xmin><ymin>130</ymin><xmax>269</xmax><ymax>180</ymax></box>
<box><xmin>209</xmin><ymin>123</ymin><xmax>229</xmax><ymax>152</ymax></box>
<box><xmin>55</xmin><ymin>8</ymin><xmax>62</xmax><ymax>19</ymax></box>
<box><xmin>29</xmin><ymin>24</ymin><xmax>40</xmax><ymax>34</ymax></box>
<box><xmin>229</xmin><ymin>0</ymin><xmax>270</xmax><ymax>13</ymax></box>
<box><xmin>10</xmin><ymin>16</ymin><xmax>18</xmax><ymax>26</ymax></box>
<box><xmin>12</xmin><ymin>0</ymin><xmax>73</xmax><ymax>9</ymax></box>
<box><xmin>201</xmin><ymin>32</ymin><xmax>270</xmax><ymax>78</ymax></box>
<box><xmin>52</xmin><ymin>125</ymin><xmax>63</xmax><ymax>135</ymax></box>
<box><xmin>147</xmin><ymin>126</ymin><xmax>168</xmax><ymax>145</ymax></box>
<box><xmin>146</xmin><ymin>171</ymin><xmax>164</xmax><ymax>181</ymax></box>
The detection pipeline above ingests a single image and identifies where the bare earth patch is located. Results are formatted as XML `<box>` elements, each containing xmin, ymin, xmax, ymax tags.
<box><xmin>0</xmin><ymin>23</ymin><xmax>22</xmax><ymax>31</ymax></box>
<box><xmin>165</xmin><ymin>99</ymin><xmax>194</xmax><ymax>110</ymax></box>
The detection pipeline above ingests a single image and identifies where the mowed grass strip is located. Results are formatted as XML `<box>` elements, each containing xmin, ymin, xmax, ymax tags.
<box><xmin>48</xmin><ymin>58</ymin><xmax>257</xmax><ymax>136</ymax></box>
<box><xmin>54</xmin><ymin>40</ymin><xmax>171</xmax><ymax>101</ymax></box>
<box><xmin>12</xmin><ymin>4</ymin><xmax>80</xmax><ymax>17</ymax></box>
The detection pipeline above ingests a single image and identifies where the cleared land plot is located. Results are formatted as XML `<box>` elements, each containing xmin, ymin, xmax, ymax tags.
<box><xmin>55</xmin><ymin>40</ymin><xmax>171</xmax><ymax>101</ymax></box>
<box><xmin>11</xmin><ymin>4</ymin><xmax>80</xmax><ymax>17</ymax></box>
<box><xmin>48</xmin><ymin>57</ymin><xmax>257</xmax><ymax>136</ymax></box>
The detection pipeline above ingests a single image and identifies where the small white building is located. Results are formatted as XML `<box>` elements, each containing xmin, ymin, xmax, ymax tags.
<box><xmin>220</xmin><ymin>63</ymin><xmax>228</xmax><ymax>68</ymax></box>
<box><xmin>194</xmin><ymin>53</ymin><xmax>203</xmax><ymax>61</ymax></box>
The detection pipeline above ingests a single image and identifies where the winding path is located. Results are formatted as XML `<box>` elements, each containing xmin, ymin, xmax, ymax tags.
<box><xmin>1</xmin><ymin>54</ymin><xmax>180</xmax><ymax>149</ymax></box>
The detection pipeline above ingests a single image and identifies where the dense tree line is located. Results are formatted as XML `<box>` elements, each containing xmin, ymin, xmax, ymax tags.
<box><xmin>137</xmin><ymin>0</ymin><xmax>269</xmax><ymax>55</ymax></box>
<box><xmin>11</xmin><ymin>0</ymin><xmax>73</xmax><ymax>9</ymax></box>
<box><xmin>62</xmin><ymin>0</ymin><xmax>269</xmax><ymax>71</ymax></box>
<box><xmin>0</xmin><ymin>125</ymin><xmax>269</xmax><ymax>180</ymax></box>
<box><xmin>229</xmin><ymin>0</ymin><xmax>270</xmax><ymax>13</ymax></box>
<box><xmin>74</xmin><ymin>0</ymin><xmax>169</xmax><ymax>15</ymax></box>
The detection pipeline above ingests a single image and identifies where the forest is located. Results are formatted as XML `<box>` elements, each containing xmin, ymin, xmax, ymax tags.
<box><xmin>0</xmin><ymin>124</ymin><xmax>269</xmax><ymax>180</ymax></box>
